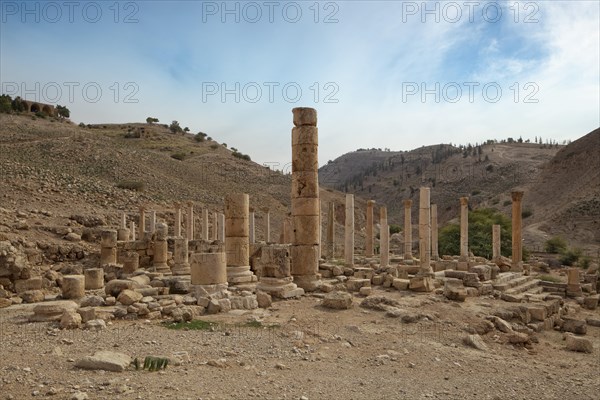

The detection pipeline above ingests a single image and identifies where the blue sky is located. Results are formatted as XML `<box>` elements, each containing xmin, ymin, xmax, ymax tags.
<box><xmin>1</xmin><ymin>1</ymin><xmax>598</xmax><ymax>169</ymax></box>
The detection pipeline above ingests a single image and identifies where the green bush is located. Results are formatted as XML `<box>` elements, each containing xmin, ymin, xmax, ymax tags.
<box><xmin>171</xmin><ymin>152</ymin><xmax>187</xmax><ymax>161</ymax></box>
<box><xmin>232</xmin><ymin>151</ymin><xmax>251</xmax><ymax>161</ymax></box>
<box><xmin>116</xmin><ymin>181</ymin><xmax>145</xmax><ymax>191</ymax></box>
<box><xmin>439</xmin><ymin>208</ymin><xmax>512</xmax><ymax>259</ymax></box>
<box><xmin>389</xmin><ymin>224</ymin><xmax>401</xmax><ymax>235</ymax></box>
<box><xmin>544</xmin><ymin>236</ymin><xmax>567</xmax><ymax>253</ymax></box>
<box><xmin>559</xmin><ymin>248</ymin><xmax>582</xmax><ymax>266</ymax></box>
<box><xmin>503</xmin><ymin>200</ymin><xmax>511</xmax><ymax>207</ymax></box>
<box><xmin>35</xmin><ymin>111</ymin><xmax>47</xmax><ymax>118</ymax></box>
<box><xmin>210</xmin><ymin>144</ymin><xmax>219</xmax><ymax>150</ymax></box>
<box><xmin>521</xmin><ymin>209</ymin><xmax>533</xmax><ymax>218</ymax></box>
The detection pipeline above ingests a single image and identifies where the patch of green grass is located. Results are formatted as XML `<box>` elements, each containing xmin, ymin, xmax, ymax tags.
<box><xmin>164</xmin><ymin>319</ymin><xmax>217</xmax><ymax>330</ymax></box>
<box><xmin>240</xmin><ymin>320</ymin><xmax>280</xmax><ymax>329</ymax></box>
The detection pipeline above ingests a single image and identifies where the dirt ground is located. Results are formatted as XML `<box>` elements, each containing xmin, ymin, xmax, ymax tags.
<box><xmin>1</xmin><ymin>289</ymin><xmax>598</xmax><ymax>400</ymax></box>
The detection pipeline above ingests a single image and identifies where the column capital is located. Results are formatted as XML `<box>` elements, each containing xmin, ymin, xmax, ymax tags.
<box><xmin>460</xmin><ymin>197</ymin><xmax>469</xmax><ymax>206</ymax></box>
<box><xmin>367</xmin><ymin>200</ymin><xmax>376</xmax><ymax>206</ymax></box>
<box><xmin>187</xmin><ymin>201</ymin><xmax>194</xmax><ymax>207</ymax></box>
<box><xmin>403</xmin><ymin>199</ymin><xmax>412</xmax><ymax>207</ymax></box>
<box><xmin>511</xmin><ymin>191</ymin><xmax>524</xmax><ymax>202</ymax></box>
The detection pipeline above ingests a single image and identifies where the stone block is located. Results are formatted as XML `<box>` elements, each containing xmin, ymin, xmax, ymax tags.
<box><xmin>62</xmin><ymin>275</ymin><xmax>85</xmax><ymax>299</ymax></box>
<box><xmin>565</xmin><ymin>334</ymin><xmax>593</xmax><ymax>353</ymax></box>
<box><xmin>14</xmin><ymin>277</ymin><xmax>42</xmax><ymax>293</ymax></box>
<box><xmin>75</xmin><ymin>351</ymin><xmax>131</xmax><ymax>372</ymax></box>
<box><xmin>117</xmin><ymin>289</ymin><xmax>143</xmax><ymax>306</ymax></box>
<box><xmin>583</xmin><ymin>294</ymin><xmax>599</xmax><ymax>310</ymax></box>
<box><xmin>392</xmin><ymin>278</ymin><xmax>410</xmax><ymax>290</ymax></box>
<box><xmin>84</xmin><ymin>268</ymin><xmax>104</xmax><ymax>290</ymax></box>
<box><xmin>323</xmin><ymin>291</ymin><xmax>353</xmax><ymax>309</ymax></box>
<box><xmin>292</xmin><ymin>107</ymin><xmax>317</xmax><ymax>127</ymax></box>
<box><xmin>562</xmin><ymin>318</ymin><xmax>587</xmax><ymax>335</ymax></box>
<box><xmin>77</xmin><ymin>306</ymin><xmax>96</xmax><ymax>323</ymax></box>
<box><xmin>346</xmin><ymin>278</ymin><xmax>370</xmax><ymax>292</ymax></box>
<box><xmin>409</xmin><ymin>276</ymin><xmax>434</xmax><ymax>292</ymax></box>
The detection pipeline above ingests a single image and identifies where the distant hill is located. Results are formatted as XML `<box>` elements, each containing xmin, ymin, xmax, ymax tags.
<box><xmin>319</xmin><ymin>130</ymin><xmax>599</xmax><ymax>254</ymax></box>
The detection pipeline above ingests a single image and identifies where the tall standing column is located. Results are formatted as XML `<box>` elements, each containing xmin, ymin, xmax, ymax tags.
<box><xmin>138</xmin><ymin>206</ymin><xmax>146</xmax><ymax>239</ymax></box>
<box><xmin>117</xmin><ymin>212</ymin><xmax>130</xmax><ymax>241</ymax></box>
<box><xmin>419</xmin><ymin>187</ymin><xmax>432</xmax><ymax>273</ymax></box>
<box><xmin>492</xmin><ymin>224</ymin><xmax>501</xmax><ymax>261</ymax></box>
<box><xmin>264</xmin><ymin>208</ymin><xmax>271</xmax><ymax>243</ymax></box>
<box><xmin>380</xmin><ymin>206</ymin><xmax>389</xmax><ymax>267</ymax></box>
<box><xmin>366</xmin><ymin>200</ymin><xmax>375</xmax><ymax>257</ymax></box>
<box><xmin>403</xmin><ymin>200</ymin><xmax>413</xmax><ymax>261</ymax></box>
<box><xmin>511</xmin><ymin>191</ymin><xmax>524</xmax><ymax>271</ymax></box>
<box><xmin>217</xmin><ymin>213</ymin><xmax>225</xmax><ymax>242</ymax></box>
<box><xmin>326</xmin><ymin>201</ymin><xmax>335</xmax><ymax>259</ymax></box>
<box><xmin>290</xmin><ymin>107</ymin><xmax>321</xmax><ymax>291</ymax></box>
<box><xmin>172</xmin><ymin>237</ymin><xmax>190</xmax><ymax>275</ymax></box>
<box><xmin>100</xmin><ymin>230</ymin><xmax>117</xmax><ymax>266</ymax></box>
<box><xmin>186</xmin><ymin>201</ymin><xmax>194</xmax><ymax>240</ymax></box>
<box><xmin>174</xmin><ymin>203</ymin><xmax>182</xmax><ymax>237</ymax></box>
<box><xmin>459</xmin><ymin>197</ymin><xmax>469</xmax><ymax>261</ymax></box>
<box><xmin>149</xmin><ymin>210</ymin><xmax>156</xmax><ymax>233</ymax></box>
<box><xmin>249</xmin><ymin>208</ymin><xmax>255</xmax><ymax>244</ymax></box>
<box><xmin>153</xmin><ymin>222</ymin><xmax>171</xmax><ymax>275</ymax></box>
<box><xmin>212</xmin><ymin>212</ymin><xmax>218</xmax><ymax>240</ymax></box>
<box><xmin>225</xmin><ymin>193</ymin><xmax>256</xmax><ymax>285</ymax></box>
<box><xmin>130</xmin><ymin>221</ymin><xmax>136</xmax><ymax>241</ymax></box>
<box><xmin>431</xmin><ymin>203</ymin><xmax>439</xmax><ymax>260</ymax></box>
<box><xmin>344</xmin><ymin>194</ymin><xmax>354</xmax><ymax>266</ymax></box>
<box><xmin>202</xmin><ymin>208</ymin><xmax>209</xmax><ymax>240</ymax></box>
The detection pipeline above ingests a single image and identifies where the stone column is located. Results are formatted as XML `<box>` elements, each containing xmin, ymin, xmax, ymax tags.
<box><xmin>186</xmin><ymin>201</ymin><xmax>194</xmax><ymax>240</ymax></box>
<box><xmin>189</xmin><ymin>251</ymin><xmax>229</xmax><ymax>299</ymax></box>
<box><xmin>100</xmin><ymin>230</ymin><xmax>117</xmax><ymax>266</ymax></box>
<box><xmin>418</xmin><ymin>187</ymin><xmax>432</xmax><ymax>274</ymax></box>
<box><xmin>217</xmin><ymin>213</ymin><xmax>225</xmax><ymax>242</ymax></box>
<box><xmin>366</xmin><ymin>200</ymin><xmax>375</xmax><ymax>257</ymax></box>
<box><xmin>202</xmin><ymin>208</ymin><xmax>209</xmax><ymax>240</ymax></box>
<box><xmin>403</xmin><ymin>200</ymin><xmax>413</xmax><ymax>261</ymax></box>
<box><xmin>149</xmin><ymin>210</ymin><xmax>156</xmax><ymax>233</ymax></box>
<box><xmin>84</xmin><ymin>268</ymin><xmax>104</xmax><ymax>290</ymax></box>
<box><xmin>326</xmin><ymin>201</ymin><xmax>335</xmax><ymax>259</ymax></box>
<box><xmin>511</xmin><ymin>191</ymin><xmax>524</xmax><ymax>271</ymax></box>
<box><xmin>249</xmin><ymin>208</ymin><xmax>255</xmax><ymax>244</ymax></box>
<box><xmin>290</xmin><ymin>107</ymin><xmax>321</xmax><ymax>291</ymax></box>
<box><xmin>264</xmin><ymin>209</ymin><xmax>271</xmax><ymax>243</ymax></box>
<box><xmin>153</xmin><ymin>222</ymin><xmax>171</xmax><ymax>275</ymax></box>
<box><xmin>174</xmin><ymin>203</ymin><xmax>182</xmax><ymax>237</ymax></box>
<box><xmin>117</xmin><ymin>212</ymin><xmax>130</xmax><ymax>241</ymax></box>
<box><xmin>344</xmin><ymin>194</ymin><xmax>354</xmax><ymax>266</ymax></box>
<box><xmin>281</xmin><ymin>215</ymin><xmax>292</xmax><ymax>244</ymax></box>
<box><xmin>62</xmin><ymin>275</ymin><xmax>85</xmax><ymax>299</ymax></box>
<box><xmin>492</xmin><ymin>224</ymin><xmax>501</xmax><ymax>261</ymax></box>
<box><xmin>172</xmin><ymin>237</ymin><xmax>190</xmax><ymax>275</ymax></box>
<box><xmin>431</xmin><ymin>203</ymin><xmax>439</xmax><ymax>261</ymax></box>
<box><xmin>130</xmin><ymin>221</ymin><xmax>136</xmax><ymax>241</ymax></box>
<box><xmin>566</xmin><ymin>267</ymin><xmax>582</xmax><ymax>297</ymax></box>
<box><xmin>380</xmin><ymin>206</ymin><xmax>389</xmax><ymax>267</ymax></box>
<box><xmin>138</xmin><ymin>206</ymin><xmax>146</xmax><ymax>239</ymax></box>
<box><xmin>459</xmin><ymin>197</ymin><xmax>469</xmax><ymax>261</ymax></box>
<box><xmin>122</xmin><ymin>251</ymin><xmax>139</xmax><ymax>275</ymax></box>
<box><xmin>212</xmin><ymin>212</ymin><xmax>219</xmax><ymax>240</ymax></box>
<box><xmin>225</xmin><ymin>193</ymin><xmax>257</xmax><ymax>285</ymax></box>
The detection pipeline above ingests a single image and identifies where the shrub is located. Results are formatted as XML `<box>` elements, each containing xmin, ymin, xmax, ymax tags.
<box><xmin>503</xmin><ymin>200</ymin><xmax>511</xmax><ymax>206</ymax></box>
<box><xmin>521</xmin><ymin>209</ymin><xmax>533</xmax><ymax>218</ymax></box>
<box><xmin>389</xmin><ymin>224</ymin><xmax>401</xmax><ymax>235</ymax></box>
<box><xmin>169</xmin><ymin>120</ymin><xmax>183</xmax><ymax>134</ymax></box>
<box><xmin>544</xmin><ymin>236</ymin><xmax>567</xmax><ymax>253</ymax></box>
<box><xmin>210</xmin><ymin>144</ymin><xmax>219</xmax><ymax>150</ymax></box>
<box><xmin>579</xmin><ymin>256</ymin><xmax>591</xmax><ymax>269</ymax></box>
<box><xmin>35</xmin><ymin>111</ymin><xmax>47</xmax><ymax>118</ymax></box>
<box><xmin>439</xmin><ymin>208</ymin><xmax>512</xmax><ymax>259</ymax></box>
<box><xmin>471</xmin><ymin>190</ymin><xmax>481</xmax><ymax>196</ymax></box>
<box><xmin>194</xmin><ymin>132</ymin><xmax>206</xmax><ymax>142</ymax></box>
<box><xmin>0</xmin><ymin>94</ymin><xmax>12</xmax><ymax>113</ymax></box>
<box><xmin>78</xmin><ymin>122</ymin><xmax>86</xmax><ymax>128</ymax></box>
<box><xmin>559</xmin><ymin>248</ymin><xmax>582</xmax><ymax>266</ymax></box>
<box><xmin>232</xmin><ymin>151</ymin><xmax>251</xmax><ymax>161</ymax></box>
<box><xmin>116</xmin><ymin>181</ymin><xmax>145</xmax><ymax>191</ymax></box>
<box><xmin>171</xmin><ymin>152</ymin><xmax>187</xmax><ymax>161</ymax></box>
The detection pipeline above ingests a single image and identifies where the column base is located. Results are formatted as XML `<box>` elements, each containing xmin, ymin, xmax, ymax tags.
<box><xmin>190</xmin><ymin>283</ymin><xmax>229</xmax><ymax>300</ymax></box>
<box><xmin>171</xmin><ymin>263</ymin><xmax>191</xmax><ymax>276</ymax></box>
<box><xmin>292</xmin><ymin>274</ymin><xmax>322</xmax><ymax>292</ymax></box>
<box><xmin>153</xmin><ymin>263</ymin><xmax>172</xmax><ymax>275</ymax></box>
<box><xmin>257</xmin><ymin>276</ymin><xmax>304</xmax><ymax>298</ymax></box>
<box><xmin>227</xmin><ymin>265</ymin><xmax>258</xmax><ymax>284</ymax></box>
<box><xmin>510</xmin><ymin>261</ymin><xmax>523</xmax><ymax>272</ymax></box>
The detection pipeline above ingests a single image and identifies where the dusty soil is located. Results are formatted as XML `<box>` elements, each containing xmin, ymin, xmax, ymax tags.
<box><xmin>1</xmin><ymin>289</ymin><xmax>599</xmax><ymax>400</ymax></box>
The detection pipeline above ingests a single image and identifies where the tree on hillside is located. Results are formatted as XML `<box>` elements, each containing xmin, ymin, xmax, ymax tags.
<box><xmin>146</xmin><ymin>117</ymin><xmax>159</xmax><ymax>124</ymax></box>
<box><xmin>169</xmin><ymin>120</ymin><xmax>183</xmax><ymax>134</ymax></box>
<box><xmin>0</xmin><ymin>94</ymin><xmax>12</xmax><ymax>113</ymax></box>
<box><xmin>11</xmin><ymin>96</ymin><xmax>26</xmax><ymax>112</ymax></box>
<box><xmin>56</xmin><ymin>105</ymin><xmax>70</xmax><ymax>119</ymax></box>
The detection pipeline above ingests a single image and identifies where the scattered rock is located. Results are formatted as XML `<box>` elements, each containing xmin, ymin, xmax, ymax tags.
<box><xmin>565</xmin><ymin>334</ymin><xmax>594</xmax><ymax>353</ymax></box>
<box><xmin>117</xmin><ymin>289</ymin><xmax>143</xmax><ymax>306</ymax></box>
<box><xmin>322</xmin><ymin>291</ymin><xmax>353</xmax><ymax>310</ymax></box>
<box><xmin>464</xmin><ymin>334</ymin><xmax>488</xmax><ymax>351</ymax></box>
<box><xmin>75</xmin><ymin>351</ymin><xmax>131</xmax><ymax>372</ymax></box>
<box><xmin>60</xmin><ymin>310</ymin><xmax>82</xmax><ymax>329</ymax></box>
<box><xmin>256</xmin><ymin>291</ymin><xmax>272</xmax><ymax>308</ymax></box>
